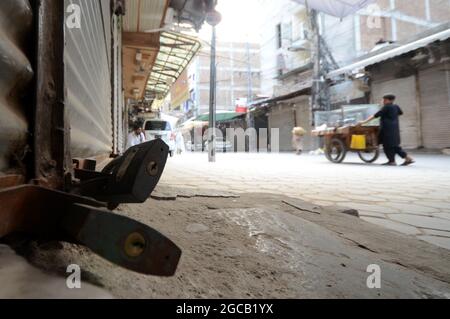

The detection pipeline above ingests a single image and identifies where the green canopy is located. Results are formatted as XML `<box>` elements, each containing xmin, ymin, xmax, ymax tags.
<box><xmin>195</xmin><ymin>112</ymin><xmax>245</xmax><ymax>123</ymax></box>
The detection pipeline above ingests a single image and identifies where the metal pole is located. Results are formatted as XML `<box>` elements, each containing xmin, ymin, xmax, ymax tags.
<box><xmin>310</xmin><ymin>9</ymin><xmax>321</xmax><ymax>112</ymax></box>
<box><xmin>208</xmin><ymin>26</ymin><xmax>217</xmax><ymax>162</ymax></box>
<box><xmin>35</xmin><ymin>0</ymin><xmax>68</xmax><ymax>190</ymax></box>
<box><xmin>246</xmin><ymin>41</ymin><xmax>253</xmax><ymax>104</ymax></box>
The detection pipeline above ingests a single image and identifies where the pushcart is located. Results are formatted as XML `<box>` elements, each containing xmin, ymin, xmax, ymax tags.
<box><xmin>312</xmin><ymin>125</ymin><xmax>380</xmax><ymax>164</ymax></box>
<box><xmin>312</xmin><ymin>105</ymin><xmax>381</xmax><ymax>164</ymax></box>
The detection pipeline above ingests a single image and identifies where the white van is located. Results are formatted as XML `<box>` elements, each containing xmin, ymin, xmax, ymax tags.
<box><xmin>143</xmin><ymin>119</ymin><xmax>176</xmax><ymax>157</ymax></box>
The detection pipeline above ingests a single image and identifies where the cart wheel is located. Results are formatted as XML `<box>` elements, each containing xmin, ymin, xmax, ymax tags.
<box><xmin>358</xmin><ymin>149</ymin><xmax>380</xmax><ymax>163</ymax></box>
<box><xmin>325</xmin><ymin>138</ymin><xmax>347</xmax><ymax>163</ymax></box>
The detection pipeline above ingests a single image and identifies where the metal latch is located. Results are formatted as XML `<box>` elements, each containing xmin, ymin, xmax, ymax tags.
<box><xmin>73</xmin><ymin>139</ymin><xmax>169</xmax><ymax>209</ymax></box>
<box><xmin>0</xmin><ymin>139</ymin><xmax>181</xmax><ymax>276</ymax></box>
<box><xmin>0</xmin><ymin>185</ymin><xmax>181</xmax><ymax>276</ymax></box>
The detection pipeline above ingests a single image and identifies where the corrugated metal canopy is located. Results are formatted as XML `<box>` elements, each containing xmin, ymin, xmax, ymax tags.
<box><xmin>122</xmin><ymin>0</ymin><xmax>168</xmax><ymax>100</ymax></box>
<box><xmin>195</xmin><ymin>112</ymin><xmax>245</xmax><ymax>123</ymax></box>
<box><xmin>327</xmin><ymin>26</ymin><xmax>450</xmax><ymax>79</ymax></box>
<box><xmin>291</xmin><ymin>0</ymin><xmax>375</xmax><ymax>18</ymax></box>
<box><xmin>146</xmin><ymin>32</ymin><xmax>201</xmax><ymax>101</ymax></box>
<box><xmin>123</xmin><ymin>0</ymin><xmax>168</xmax><ymax>32</ymax></box>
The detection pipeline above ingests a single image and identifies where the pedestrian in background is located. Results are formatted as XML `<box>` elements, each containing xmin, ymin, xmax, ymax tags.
<box><xmin>359</xmin><ymin>94</ymin><xmax>415</xmax><ymax>166</ymax></box>
<box><xmin>126</xmin><ymin>123</ymin><xmax>146</xmax><ymax>150</ymax></box>
<box><xmin>292</xmin><ymin>127</ymin><xmax>306</xmax><ymax>155</ymax></box>
<box><xmin>175</xmin><ymin>130</ymin><xmax>185</xmax><ymax>155</ymax></box>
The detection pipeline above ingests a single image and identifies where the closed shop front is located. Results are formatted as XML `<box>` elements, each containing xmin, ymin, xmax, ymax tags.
<box><xmin>293</xmin><ymin>96</ymin><xmax>316</xmax><ymax>151</ymax></box>
<box><xmin>372</xmin><ymin>76</ymin><xmax>420</xmax><ymax>149</ymax></box>
<box><xmin>65</xmin><ymin>0</ymin><xmax>113</xmax><ymax>159</ymax></box>
<box><xmin>419</xmin><ymin>63</ymin><xmax>450</xmax><ymax>149</ymax></box>
<box><xmin>269</xmin><ymin>103</ymin><xmax>296</xmax><ymax>152</ymax></box>
<box><xmin>112</xmin><ymin>11</ymin><xmax>125</xmax><ymax>155</ymax></box>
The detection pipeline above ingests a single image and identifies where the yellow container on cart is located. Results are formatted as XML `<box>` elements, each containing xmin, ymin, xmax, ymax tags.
<box><xmin>351</xmin><ymin>135</ymin><xmax>366</xmax><ymax>150</ymax></box>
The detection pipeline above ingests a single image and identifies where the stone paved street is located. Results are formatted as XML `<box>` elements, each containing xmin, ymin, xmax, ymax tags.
<box><xmin>160</xmin><ymin>152</ymin><xmax>450</xmax><ymax>250</ymax></box>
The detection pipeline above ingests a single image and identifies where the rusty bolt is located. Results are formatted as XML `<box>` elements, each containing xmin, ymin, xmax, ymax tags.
<box><xmin>124</xmin><ymin>232</ymin><xmax>146</xmax><ymax>258</ymax></box>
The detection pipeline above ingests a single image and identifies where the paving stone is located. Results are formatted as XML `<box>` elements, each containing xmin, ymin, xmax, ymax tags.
<box><xmin>433</xmin><ymin>213</ymin><xmax>450</xmax><ymax>221</ymax></box>
<box><xmin>390</xmin><ymin>215</ymin><xmax>450</xmax><ymax>232</ymax></box>
<box><xmin>411</xmin><ymin>193</ymin><xmax>450</xmax><ymax>200</ymax></box>
<box><xmin>420</xmin><ymin>202</ymin><xmax>450</xmax><ymax>211</ymax></box>
<box><xmin>340</xmin><ymin>202</ymin><xmax>400</xmax><ymax>214</ymax></box>
<box><xmin>318</xmin><ymin>195</ymin><xmax>354</xmax><ymax>203</ymax></box>
<box><xmin>384</xmin><ymin>203</ymin><xmax>440</xmax><ymax>215</ymax></box>
<box><xmin>344</xmin><ymin>194</ymin><xmax>396</xmax><ymax>202</ymax></box>
<box><xmin>417</xmin><ymin>236</ymin><xmax>450</xmax><ymax>250</ymax></box>
<box><xmin>421</xmin><ymin>229</ymin><xmax>450</xmax><ymax>238</ymax></box>
<box><xmin>360</xmin><ymin>217</ymin><xmax>421</xmax><ymax>235</ymax></box>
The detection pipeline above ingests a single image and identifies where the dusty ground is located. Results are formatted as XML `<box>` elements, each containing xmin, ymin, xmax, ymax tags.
<box><xmin>6</xmin><ymin>186</ymin><xmax>450</xmax><ymax>299</ymax></box>
<box><xmin>0</xmin><ymin>244</ymin><xmax>112</xmax><ymax>299</ymax></box>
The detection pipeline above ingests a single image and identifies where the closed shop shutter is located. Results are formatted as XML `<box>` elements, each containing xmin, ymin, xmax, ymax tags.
<box><xmin>269</xmin><ymin>104</ymin><xmax>295</xmax><ymax>152</ymax></box>
<box><xmin>65</xmin><ymin>0</ymin><xmax>113</xmax><ymax>159</ymax></box>
<box><xmin>372</xmin><ymin>76</ymin><xmax>420</xmax><ymax>149</ymax></box>
<box><xmin>294</xmin><ymin>97</ymin><xmax>316</xmax><ymax>151</ymax></box>
<box><xmin>112</xmin><ymin>13</ymin><xmax>122</xmax><ymax>155</ymax></box>
<box><xmin>0</xmin><ymin>0</ymin><xmax>33</xmax><ymax>173</ymax></box>
<box><xmin>419</xmin><ymin>64</ymin><xmax>450</xmax><ymax>149</ymax></box>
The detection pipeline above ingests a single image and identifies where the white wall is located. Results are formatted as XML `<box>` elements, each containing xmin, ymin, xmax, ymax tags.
<box><xmin>257</xmin><ymin>0</ymin><xmax>312</xmax><ymax>97</ymax></box>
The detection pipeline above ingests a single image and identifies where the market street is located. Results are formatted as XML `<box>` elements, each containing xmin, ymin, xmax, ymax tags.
<box><xmin>160</xmin><ymin>152</ymin><xmax>450</xmax><ymax>250</ymax></box>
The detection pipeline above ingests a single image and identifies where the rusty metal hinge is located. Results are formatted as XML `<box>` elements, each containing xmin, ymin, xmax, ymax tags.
<box><xmin>0</xmin><ymin>185</ymin><xmax>181</xmax><ymax>276</ymax></box>
<box><xmin>0</xmin><ymin>139</ymin><xmax>181</xmax><ymax>276</ymax></box>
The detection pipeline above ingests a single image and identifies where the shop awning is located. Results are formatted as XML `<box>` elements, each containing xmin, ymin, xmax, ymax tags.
<box><xmin>327</xmin><ymin>24</ymin><xmax>450</xmax><ymax>79</ymax></box>
<box><xmin>146</xmin><ymin>32</ymin><xmax>201</xmax><ymax>101</ymax></box>
<box><xmin>291</xmin><ymin>0</ymin><xmax>375</xmax><ymax>19</ymax></box>
<box><xmin>195</xmin><ymin>112</ymin><xmax>246</xmax><ymax>123</ymax></box>
<box><xmin>248</xmin><ymin>83</ymin><xmax>312</xmax><ymax>109</ymax></box>
<box><xmin>122</xmin><ymin>0</ymin><xmax>167</xmax><ymax>100</ymax></box>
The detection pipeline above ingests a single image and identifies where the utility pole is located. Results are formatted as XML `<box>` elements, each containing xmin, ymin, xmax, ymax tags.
<box><xmin>246</xmin><ymin>40</ymin><xmax>253</xmax><ymax>105</ymax></box>
<box><xmin>206</xmin><ymin>5</ymin><xmax>222</xmax><ymax>162</ymax></box>
<box><xmin>307</xmin><ymin>1</ymin><xmax>332</xmax><ymax>121</ymax></box>
<box><xmin>245</xmin><ymin>39</ymin><xmax>255</xmax><ymax>132</ymax></box>
<box><xmin>208</xmin><ymin>25</ymin><xmax>217</xmax><ymax>162</ymax></box>
<box><xmin>310</xmin><ymin>8</ymin><xmax>322</xmax><ymax>112</ymax></box>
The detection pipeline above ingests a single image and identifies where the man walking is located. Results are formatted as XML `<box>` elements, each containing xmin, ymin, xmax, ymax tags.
<box><xmin>359</xmin><ymin>94</ymin><xmax>415</xmax><ymax>166</ymax></box>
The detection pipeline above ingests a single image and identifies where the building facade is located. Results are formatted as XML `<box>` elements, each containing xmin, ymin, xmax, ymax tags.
<box><xmin>188</xmin><ymin>41</ymin><xmax>262</xmax><ymax>116</ymax></box>
<box><xmin>334</xmin><ymin>25</ymin><xmax>450</xmax><ymax>150</ymax></box>
<box><xmin>253</xmin><ymin>0</ymin><xmax>450</xmax><ymax>152</ymax></box>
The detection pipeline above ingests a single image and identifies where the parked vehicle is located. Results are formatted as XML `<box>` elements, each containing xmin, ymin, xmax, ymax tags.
<box><xmin>143</xmin><ymin>119</ymin><xmax>176</xmax><ymax>157</ymax></box>
<box><xmin>204</xmin><ymin>138</ymin><xmax>233</xmax><ymax>153</ymax></box>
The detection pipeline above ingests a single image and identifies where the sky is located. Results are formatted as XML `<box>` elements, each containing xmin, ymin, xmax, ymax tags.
<box><xmin>198</xmin><ymin>0</ymin><xmax>262</xmax><ymax>43</ymax></box>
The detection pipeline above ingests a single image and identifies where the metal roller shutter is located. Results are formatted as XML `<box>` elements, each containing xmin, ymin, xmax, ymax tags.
<box><xmin>112</xmin><ymin>12</ymin><xmax>125</xmax><ymax>155</ymax></box>
<box><xmin>65</xmin><ymin>0</ymin><xmax>113</xmax><ymax>159</ymax></box>
<box><xmin>294</xmin><ymin>98</ymin><xmax>315</xmax><ymax>151</ymax></box>
<box><xmin>372</xmin><ymin>76</ymin><xmax>420</xmax><ymax>149</ymax></box>
<box><xmin>112</xmin><ymin>13</ymin><xmax>119</xmax><ymax>155</ymax></box>
<box><xmin>0</xmin><ymin>0</ymin><xmax>33</xmax><ymax>173</ymax></box>
<box><xmin>419</xmin><ymin>64</ymin><xmax>450</xmax><ymax>149</ymax></box>
<box><xmin>269</xmin><ymin>104</ymin><xmax>296</xmax><ymax>152</ymax></box>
